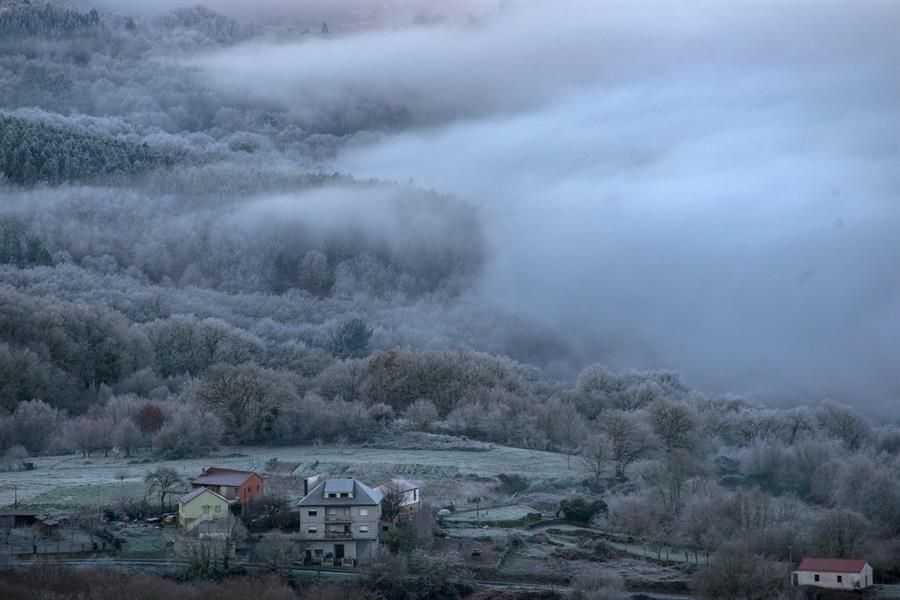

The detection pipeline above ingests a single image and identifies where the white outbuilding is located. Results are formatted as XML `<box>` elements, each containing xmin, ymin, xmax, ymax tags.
<box><xmin>792</xmin><ymin>558</ymin><xmax>873</xmax><ymax>590</ymax></box>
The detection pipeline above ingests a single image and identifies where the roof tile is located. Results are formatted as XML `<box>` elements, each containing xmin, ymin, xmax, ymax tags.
<box><xmin>298</xmin><ymin>479</ymin><xmax>382</xmax><ymax>507</ymax></box>
<box><xmin>797</xmin><ymin>558</ymin><xmax>868</xmax><ymax>573</ymax></box>
<box><xmin>191</xmin><ymin>467</ymin><xmax>259</xmax><ymax>487</ymax></box>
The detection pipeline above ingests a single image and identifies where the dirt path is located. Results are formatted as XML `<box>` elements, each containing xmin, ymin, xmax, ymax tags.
<box><xmin>606</xmin><ymin>541</ymin><xmax>705</xmax><ymax>565</ymax></box>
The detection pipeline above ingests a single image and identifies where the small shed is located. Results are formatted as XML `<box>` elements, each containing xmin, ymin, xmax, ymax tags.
<box><xmin>0</xmin><ymin>509</ymin><xmax>41</xmax><ymax>528</ymax></box>
<box><xmin>792</xmin><ymin>557</ymin><xmax>873</xmax><ymax>590</ymax></box>
<box><xmin>32</xmin><ymin>515</ymin><xmax>61</xmax><ymax>539</ymax></box>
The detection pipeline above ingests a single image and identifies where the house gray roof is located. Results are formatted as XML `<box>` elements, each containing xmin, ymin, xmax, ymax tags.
<box><xmin>298</xmin><ymin>479</ymin><xmax>383</xmax><ymax>507</ymax></box>
<box><xmin>0</xmin><ymin>509</ymin><xmax>41</xmax><ymax>517</ymax></box>
<box><xmin>191</xmin><ymin>467</ymin><xmax>259</xmax><ymax>487</ymax></box>
<box><xmin>324</xmin><ymin>479</ymin><xmax>354</xmax><ymax>494</ymax></box>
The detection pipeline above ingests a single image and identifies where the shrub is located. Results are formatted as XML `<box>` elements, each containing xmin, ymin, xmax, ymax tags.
<box><xmin>495</xmin><ymin>473</ymin><xmax>529</xmax><ymax>495</ymax></box>
<box><xmin>329</xmin><ymin>318</ymin><xmax>372</xmax><ymax>359</ymax></box>
<box><xmin>560</xmin><ymin>496</ymin><xmax>608</xmax><ymax>523</ymax></box>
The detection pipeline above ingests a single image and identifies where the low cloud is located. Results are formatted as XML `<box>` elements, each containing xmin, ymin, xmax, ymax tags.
<box><xmin>192</xmin><ymin>2</ymin><xmax>898</xmax><ymax>125</ymax></box>
<box><xmin>192</xmin><ymin>2</ymin><xmax>900</xmax><ymax>407</ymax></box>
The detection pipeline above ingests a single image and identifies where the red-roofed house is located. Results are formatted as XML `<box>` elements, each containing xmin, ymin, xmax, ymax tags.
<box><xmin>792</xmin><ymin>558</ymin><xmax>873</xmax><ymax>590</ymax></box>
<box><xmin>191</xmin><ymin>467</ymin><xmax>264</xmax><ymax>507</ymax></box>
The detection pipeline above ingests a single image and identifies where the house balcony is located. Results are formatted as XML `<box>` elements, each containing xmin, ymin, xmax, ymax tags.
<box><xmin>325</xmin><ymin>515</ymin><xmax>352</xmax><ymax>523</ymax></box>
<box><xmin>324</xmin><ymin>531</ymin><xmax>353</xmax><ymax>539</ymax></box>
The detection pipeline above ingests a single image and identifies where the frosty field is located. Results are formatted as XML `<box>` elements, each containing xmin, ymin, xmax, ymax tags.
<box><xmin>0</xmin><ymin>443</ymin><xmax>575</xmax><ymax>508</ymax></box>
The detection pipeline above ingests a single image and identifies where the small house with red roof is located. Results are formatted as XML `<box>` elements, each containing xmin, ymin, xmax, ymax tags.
<box><xmin>190</xmin><ymin>467</ymin><xmax>263</xmax><ymax>507</ymax></box>
<box><xmin>792</xmin><ymin>558</ymin><xmax>873</xmax><ymax>590</ymax></box>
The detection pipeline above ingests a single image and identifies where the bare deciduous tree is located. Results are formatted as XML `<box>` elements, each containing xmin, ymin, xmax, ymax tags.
<box><xmin>64</xmin><ymin>415</ymin><xmax>112</xmax><ymax>457</ymax></box>
<box><xmin>641</xmin><ymin>450</ymin><xmax>706</xmax><ymax>517</ymax></box>
<box><xmin>599</xmin><ymin>410</ymin><xmax>655</xmax><ymax>478</ymax></box>
<box><xmin>813</xmin><ymin>509</ymin><xmax>869</xmax><ymax>558</ymax></box>
<box><xmin>133</xmin><ymin>402</ymin><xmax>165</xmax><ymax>434</ymax></box>
<box><xmin>380</xmin><ymin>481</ymin><xmax>405</xmax><ymax>522</ymax></box>
<box><xmin>816</xmin><ymin>401</ymin><xmax>870</xmax><ymax>451</ymax></box>
<box><xmin>196</xmin><ymin>362</ymin><xmax>294</xmax><ymax>443</ymax></box>
<box><xmin>112</xmin><ymin>419</ymin><xmax>143</xmax><ymax>457</ymax></box>
<box><xmin>648</xmin><ymin>400</ymin><xmax>697</xmax><ymax>452</ymax></box>
<box><xmin>145</xmin><ymin>466</ymin><xmax>183</xmax><ymax>511</ymax></box>
<box><xmin>582</xmin><ymin>434</ymin><xmax>611</xmax><ymax>481</ymax></box>
<box><xmin>695</xmin><ymin>543</ymin><xmax>789</xmax><ymax>600</ymax></box>
<box><xmin>547</xmin><ymin>397</ymin><xmax>587</xmax><ymax>466</ymax></box>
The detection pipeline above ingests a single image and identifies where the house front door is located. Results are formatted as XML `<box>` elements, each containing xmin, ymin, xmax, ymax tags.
<box><xmin>334</xmin><ymin>544</ymin><xmax>345</xmax><ymax>560</ymax></box>
<box><xmin>792</xmin><ymin>574</ymin><xmax>798</xmax><ymax>586</ymax></box>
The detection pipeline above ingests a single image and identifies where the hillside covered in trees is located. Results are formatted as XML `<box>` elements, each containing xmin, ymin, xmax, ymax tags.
<box><xmin>0</xmin><ymin>115</ymin><xmax>179</xmax><ymax>184</ymax></box>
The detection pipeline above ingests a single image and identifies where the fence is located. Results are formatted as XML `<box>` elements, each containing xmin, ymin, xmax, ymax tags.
<box><xmin>0</xmin><ymin>529</ymin><xmax>108</xmax><ymax>556</ymax></box>
<box><xmin>0</xmin><ymin>541</ymin><xmax>112</xmax><ymax>556</ymax></box>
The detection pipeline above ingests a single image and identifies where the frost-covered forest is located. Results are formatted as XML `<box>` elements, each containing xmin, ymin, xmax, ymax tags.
<box><xmin>0</xmin><ymin>2</ymin><xmax>898</xmax><ymax>595</ymax></box>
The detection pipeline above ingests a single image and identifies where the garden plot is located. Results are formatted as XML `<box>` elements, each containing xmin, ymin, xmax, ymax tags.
<box><xmin>115</xmin><ymin>524</ymin><xmax>175</xmax><ymax>557</ymax></box>
<box><xmin>425</xmin><ymin>476</ymin><xmax>501</xmax><ymax>509</ymax></box>
<box><xmin>28</xmin><ymin>482</ymin><xmax>146</xmax><ymax>508</ymax></box>
<box><xmin>498</xmin><ymin>542</ymin><xmax>575</xmax><ymax>582</ymax></box>
<box><xmin>444</xmin><ymin>504</ymin><xmax>541</xmax><ymax>524</ymax></box>
<box><xmin>340</xmin><ymin>461</ymin><xmax>457</xmax><ymax>482</ymax></box>
<box><xmin>432</xmin><ymin>535</ymin><xmax>500</xmax><ymax>568</ymax></box>
<box><xmin>603</xmin><ymin>558</ymin><xmax>692</xmax><ymax>593</ymax></box>
<box><xmin>444</xmin><ymin>526</ymin><xmax>515</xmax><ymax>542</ymax></box>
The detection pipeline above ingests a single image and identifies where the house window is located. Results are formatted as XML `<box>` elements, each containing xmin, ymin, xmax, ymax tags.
<box><xmin>814</xmin><ymin>574</ymin><xmax>820</xmax><ymax>582</ymax></box>
<box><xmin>308</xmin><ymin>510</ymin><xmax>317</xmax><ymax>516</ymax></box>
<box><xmin>214</xmin><ymin>505</ymin><xmax>221</xmax><ymax>513</ymax></box>
<box><xmin>256</xmin><ymin>484</ymin><xmax>260</xmax><ymax>492</ymax></box>
<box><xmin>360</xmin><ymin>525</ymin><xmax>369</xmax><ymax>533</ymax></box>
<box><xmin>837</xmin><ymin>575</ymin><xmax>842</xmax><ymax>583</ymax></box>
<box><xmin>382</xmin><ymin>525</ymin><xmax>389</xmax><ymax>532</ymax></box>
<box><xmin>203</xmin><ymin>506</ymin><xmax>210</xmax><ymax>514</ymax></box>
<box><xmin>360</xmin><ymin>508</ymin><xmax>368</xmax><ymax>516</ymax></box>
<box><xmin>340</xmin><ymin>492</ymin><xmax>349</xmax><ymax>498</ymax></box>
<box><xmin>308</xmin><ymin>527</ymin><xmax>317</xmax><ymax>533</ymax></box>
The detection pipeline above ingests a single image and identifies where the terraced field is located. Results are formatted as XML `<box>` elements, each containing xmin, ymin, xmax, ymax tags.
<box><xmin>444</xmin><ymin>504</ymin><xmax>541</xmax><ymax>523</ymax></box>
<box><xmin>27</xmin><ymin>482</ymin><xmax>146</xmax><ymax>508</ymax></box>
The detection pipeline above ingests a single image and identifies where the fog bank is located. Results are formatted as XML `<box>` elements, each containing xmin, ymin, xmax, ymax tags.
<box><xmin>192</xmin><ymin>2</ymin><xmax>900</xmax><ymax>407</ymax></box>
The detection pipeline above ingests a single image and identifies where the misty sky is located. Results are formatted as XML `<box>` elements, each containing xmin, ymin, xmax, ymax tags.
<box><xmin>192</xmin><ymin>1</ymin><xmax>900</xmax><ymax>407</ymax></box>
